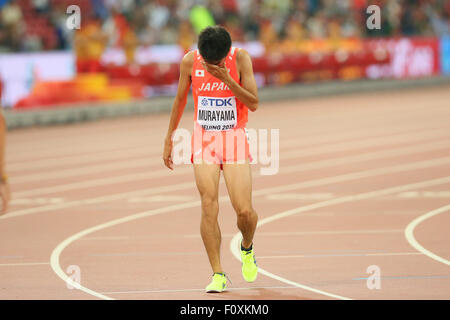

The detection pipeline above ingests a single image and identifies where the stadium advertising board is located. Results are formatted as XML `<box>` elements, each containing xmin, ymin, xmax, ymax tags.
<box><xmin>366</xmin><ymin>37</ymin><xmax>440</xmax><ymax>79</ymax></box>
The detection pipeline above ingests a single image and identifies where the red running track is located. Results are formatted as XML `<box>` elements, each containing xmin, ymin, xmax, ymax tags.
<box><xmin>1</xmin><ymin>85</ymin><xmax>450</xmax><ymax>300</ymax></box>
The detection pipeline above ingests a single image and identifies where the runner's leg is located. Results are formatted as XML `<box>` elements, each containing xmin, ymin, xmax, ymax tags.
<box><xmin>222</xmin><ymin>161</ymin><xmax>258</xmax><ymax>249</ymax></box>
<box><xmin>193</xmin><ymin>162</ymin><xmax>223</xmax><ymax>273</ymax></box>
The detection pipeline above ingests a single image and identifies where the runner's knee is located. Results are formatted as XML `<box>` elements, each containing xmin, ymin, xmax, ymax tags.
<box><xmin>236</xmin><ymin>206</ymin><xmax>254</xmax><ymax>220</ymax></box>
<box><xmin>201</xmin><ymin>195</ymin><xmax>219</xmax><ymax>213</ymax></box>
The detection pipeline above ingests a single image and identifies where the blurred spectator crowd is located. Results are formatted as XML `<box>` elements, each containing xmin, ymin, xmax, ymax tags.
<box><xmin>0</xmin><ymin>0</ymin><xmax>449</xmax><ymax>55</ymax></box>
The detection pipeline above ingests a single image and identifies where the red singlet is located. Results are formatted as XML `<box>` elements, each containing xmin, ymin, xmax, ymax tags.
<box><xmin>190</xmin><ymin>47</ymin><xmax>251</xmax><ymax>165</ymax></box>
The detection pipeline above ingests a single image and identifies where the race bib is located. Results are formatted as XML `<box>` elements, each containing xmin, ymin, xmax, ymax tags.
<box><xmin>197</xmin><ymin>96</ymin><xmax>237</xmax><ymax>131</ymax></box>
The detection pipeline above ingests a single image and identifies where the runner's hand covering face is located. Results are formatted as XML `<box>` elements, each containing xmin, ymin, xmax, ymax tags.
<box><xmin>202</xmin><ymin>60</ymin><xmax>230</xmax><ymax>83</ymax></box>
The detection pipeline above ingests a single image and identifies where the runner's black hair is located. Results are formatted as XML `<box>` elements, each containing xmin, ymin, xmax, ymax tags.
<box><xmin>198</xmin><ymin>26</ymin><xmax>232</xmax><ymax>64</ymax></box>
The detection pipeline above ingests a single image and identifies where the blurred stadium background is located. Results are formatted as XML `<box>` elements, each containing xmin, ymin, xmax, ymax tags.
<box><xmin>0</xmin><ymin>0</ymin><xmax>449</xmax><ymax>125</ymax></box>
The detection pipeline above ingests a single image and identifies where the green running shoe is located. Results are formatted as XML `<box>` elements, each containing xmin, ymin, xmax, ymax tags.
<box><xmin>205</xmin><ymin>272</ymin><xmax>229</xmax><ymax>293</ymax></box>
<box><xmin>240</xmin><ymin>241</ymin><xmax>258</xmax><ymax>282</ymax></box>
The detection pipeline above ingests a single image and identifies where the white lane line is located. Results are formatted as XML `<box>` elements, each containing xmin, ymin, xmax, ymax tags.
<box><xmin>352</xmin><ymin>275</ymin><xmax>450</xmax><ymax>280</ymax></box>
<box><xmin>50</xmin><ymin>202</ymin><xmax>203</xmax><ymax>300</ymax></box>
<box><xmin>8</xmin><ymin>123</ymin><xmax>359</xmax><ymax>174</ymax></box>
<box><xmin>1</xmin><ymin>182</ymin><xmax>195</xmax><ymax>220</ymax></box>
<box><xmin>128</xmin><ymin>195</ymin><xmax>197</xmax><ymax>203</ymax></box>
<box><xmin>50</xmin><ymin>165</ymin><xmax>450</xmax><ymax>300</ymax></box>
<box><xmin>10</xmin><ymin>142</ymin><xmax>152</xmax><ymax>165</ymax></box>
<box><xmin>8</xmin><ymin>146</ymin><xmax>150</xmax><ymax>173</ymax></box>
<box><xmin>101</xmin><ymin>286</ymin><xmax>297</xmax><ymax>295</ymax></box>
<box><xmin>9</xmin><ymin>121</ymin><xmax>448</xmax><ymax>181</ymax></box>
<box><xmin>10</xmin><ymin>127</ymin><xmax>449</xmax><ymax>184</ymax></box>
<box><xmin>77</xmin><ymin>229</ymin><xmax>403</xmax><ymax>240</ymax></box>
<box><xmin>278</xmin><ymin>129</ymin><xmax>449</xmax><ymax>162</ymax></box>
<box><xmin>80</xmin><ymin>236</ymin><xmax>130</xmax><ymax>241</ymax></box>
<box><xmin>19</xmin><ymin>137</ymin><xmax>450</xmax><ymax>200</ymax></box>
<box><xmin>7</xmin><ymin>137</ymin><xmax>450</xmax><ymax>217</ymax></box>
<box><xmin>405</xmin><ymin>204</ymin><xmax>450</xmax><ymax>266</ymax></box>
<box><xmin>267</xmin><ymin>193</ymin><xmax>335</xmax><ymax>200</ymax></box>
<box><xmin>0</xmin><ymin>262</ymin><xmax>50</xmax><ymax>266</ymax></box>
<box><xmin>10</xmin><ymin>103</ymin><xmax>446</xmax><ymax>166</ymax></box>
<box><xmin>12</xmin><ymin>156</ymin><xmax>156</xmax><ymax>184</ymax></box>
<box><xmin>12</xmin><ymin>167</ymin><xmax>193</xmax><ymax>198</ymax></box>
<box><xmin>10</xmin><ymin>125</ymin><xmax>166</xmax><ymax>157</ymax></box>
<box><xmin>183</xmin><ymin>229</ymin><xmax>403</xmax><ymax>238</ymax></box>
<box><xmin>252</xmin><ymin>229</ymin><xmax>404</xmax><ymax>236</ymax></box>
<box><xmin>253</xmin><ymin>155</ymin><xmax>450</xmax><ymax>197</ymax></box>
<box><xmin>11</xmin><ymin>120</ymin><xmax>443</xmax><ymax>183</ymax></box>
<box><xmin>88</xmin><ymin>251</ymin><xmax>202</xmax><ymax>257</ymax></box>
<box><xmin>10</xmin><ymin>198</ymin><xmax>65</xmax><ymax>205</ymax></box>
<box><xmin>278</xmin><ymin>139</ymin><xmax>450</xmax><ymax>176</ymax></box>
<box><xmin>229</xmin><ymin>175</ymin><xmax>450</xmax><ymax>301</ymax></box>
<box><xmin>257</xmin><ymin>252</ymin><xmax>423</xmax><ymax>259</ymax></box>
<box><xmin>365</xmin><ymin>252</ymin><xmax>423</xmax><ymax>256</ymax></box>
<box><xmin>6</xmin><ymin>151</ymin><xmax>450</xmax><ymax>221</ymax></box>
<box><xmin>397</xmin><ymin>191</ymin><xmax>450</xmax><ymax>198</ymax></box>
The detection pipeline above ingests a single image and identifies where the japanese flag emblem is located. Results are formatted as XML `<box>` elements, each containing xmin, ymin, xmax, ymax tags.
<box><xmin>195</xmin><ymin>69</ymin><xmax>205</xmax><ymax>77</ymax></box>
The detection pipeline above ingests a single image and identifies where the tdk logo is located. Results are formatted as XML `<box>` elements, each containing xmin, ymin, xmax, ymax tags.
<box><xmin>201</xmin><ymin>98</ymin><xmax>233</xmax><ymax>107</ymax></box>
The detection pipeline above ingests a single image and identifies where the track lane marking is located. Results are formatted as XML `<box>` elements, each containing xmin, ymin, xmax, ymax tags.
<box><xmin>51</xmin><ymin>170</ymin><xmax>450</xmax><ymax>299</ymax></box>
<box><xmin>184</xmin><ymin>229</ymin><xmax>405</xmax><ymax>238</ymax></box>
<box><xmin>6</xmin><ymin>139</ymin><xmax>450</xmax><ymax>219</ymax></box>
<box><xmin>257</xmin><ymin>252</ymin><xmax>423</xmax><ymax>259</ymax></box>
<box><xmin>353</xmin><ymin>275</ymin><xmax>450</xmax><ymax>280</ymax></box>
<box><xmin>0</xmin><ymin>262</ymin><xmax>50</xmax><ymax>266</ymax></box>
<box><xmin>229</xmin><ymin>175</ymin><xmax>450</xmax><ymax>300</ymax></box>
<box><xmin>10</xmin><ymin>101</ymin><xmax>448</xmax><ymax>162</ymax></box>
<box><xmin>405</xmin><ymin>204</ymin><xmax>450</xmax><ymax>266</ymax></box>
<box><xmin>100</xmin><ymin>286</ymin><xmax>299</xmax><ymax>295</ymax></box>
<box><xmin>10</xmin><ymin>127</ymin><xmax>449</xmax><ymax>183</ymax></box>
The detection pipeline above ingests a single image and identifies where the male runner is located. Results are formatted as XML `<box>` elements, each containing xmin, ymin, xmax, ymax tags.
<box><xmin>163</xmin><ymin>26</ymin><xmax>259</xmax><ymax>293</ymax></box>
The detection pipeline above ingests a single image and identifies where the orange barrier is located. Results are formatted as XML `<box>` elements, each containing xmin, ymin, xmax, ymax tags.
<box><xmin>15</xmin><ymin>73</ymin><xmax>144</xmax><ymax>109</ymax></box>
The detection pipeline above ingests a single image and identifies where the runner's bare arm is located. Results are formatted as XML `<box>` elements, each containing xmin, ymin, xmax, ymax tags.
<box><xmin>163</xmin><ymin>51</ymin><xmax>193</xmax><ymax>170</ymax></box>
<box><xmin>165</xmin><ymin>51</ymin><xmax>193</xmax><ymax>140</ymax></box>
<box><xmin>0</xmin><ymin>112</ymin><xmax>10</xmax><ymax>215</ymax></box>
<box><xmin>202</xmin><ymin>49</ymin><xmax>258</xmax><ymax>112</ymax></box>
